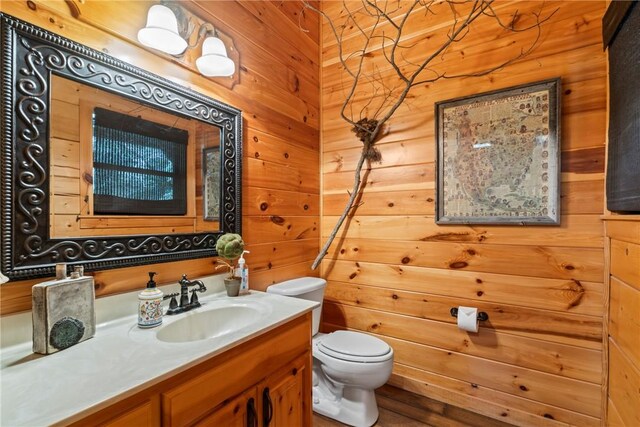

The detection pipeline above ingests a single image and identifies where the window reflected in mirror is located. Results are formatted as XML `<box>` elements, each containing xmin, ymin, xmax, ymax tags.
<box><xmin>92</xmin><ymin>107</ymin><xmax>188</xmax><ymax>215</ymax></box>
<box><xmin>49</xmin><ymin>75</ymin><xmax>221</xmax><ymax>238</ymax></box>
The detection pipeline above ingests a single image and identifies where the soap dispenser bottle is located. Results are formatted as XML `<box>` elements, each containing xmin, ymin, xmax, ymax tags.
<box><xmin>138</xmin><ymin>272</ymin><xmax>164</xmax><ymax>328</ymax></box>
<box><xmin>237</xmin><ymin>251</ymin><xmax>250</xmax><ymax>295</ymax></box>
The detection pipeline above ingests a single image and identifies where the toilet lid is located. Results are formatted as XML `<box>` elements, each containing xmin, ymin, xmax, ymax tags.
<box><xmin>318</xmin><ymin>331</ymin><xmax>391</xmax><ymax>363</ymax></box>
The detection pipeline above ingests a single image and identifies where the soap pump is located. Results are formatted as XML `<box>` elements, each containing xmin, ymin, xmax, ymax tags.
<box><xmin>138</xmin><ymin>272</ymin><xmax>164</xmax><ymax>328</ymax></box>
<box><xmin>237</xmin><ymin>251</ymin><xmax>250</xmax><ymax>295</ymax></box>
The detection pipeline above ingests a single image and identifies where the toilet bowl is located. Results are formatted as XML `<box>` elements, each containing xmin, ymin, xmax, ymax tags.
<box><xmin>267</xmin><ymin>277</ymin><xmax>394</xmax><ymax>427</ymax></box>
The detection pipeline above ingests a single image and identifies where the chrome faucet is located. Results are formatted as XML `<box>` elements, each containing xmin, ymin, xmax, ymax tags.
<box><xmin>164</xmin><ymin>274</ymin><xmax>207</xmax><ymax>315</ymax></box>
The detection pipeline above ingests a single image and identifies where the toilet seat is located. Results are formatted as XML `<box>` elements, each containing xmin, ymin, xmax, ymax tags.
<box><xmin>317</xmin><ymin>331</ymin><xmax>391</xmax><ymax>363</ymax></box>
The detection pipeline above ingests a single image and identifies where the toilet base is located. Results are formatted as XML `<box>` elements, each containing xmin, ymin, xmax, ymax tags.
<box><xmin>312</xmin><ymin>383</ymin><xmax>379</xmax><ymax>427</ymax></box>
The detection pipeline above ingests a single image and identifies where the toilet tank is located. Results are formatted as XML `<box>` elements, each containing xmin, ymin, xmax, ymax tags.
<box><xmin>266</xmin><ymin>277</ymin><xmax>326</xmax><ymax>335</ymax></box>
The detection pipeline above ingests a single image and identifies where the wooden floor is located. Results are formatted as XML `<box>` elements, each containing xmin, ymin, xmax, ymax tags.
<box><xmin>314</xmin><ymin>408</ymin><xmax>428</xmax><ymax>426</ymax></box>
<box><xmin>313</xmin><ymin>385</ymin><xmax>513</xmax><ymax>427</ymax></box>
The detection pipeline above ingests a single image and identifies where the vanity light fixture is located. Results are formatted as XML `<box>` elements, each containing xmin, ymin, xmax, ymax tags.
<box><xmin>137</xmin><ymin>2</ymin><xmax>236</xmax><ymax>77</ymax></box>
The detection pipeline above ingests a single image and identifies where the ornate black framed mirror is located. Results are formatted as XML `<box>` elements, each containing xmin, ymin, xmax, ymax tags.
<box><xmin>1</xmin><ymin>13</ymin><xmax>242</xmax><ymax>280</ymax></box>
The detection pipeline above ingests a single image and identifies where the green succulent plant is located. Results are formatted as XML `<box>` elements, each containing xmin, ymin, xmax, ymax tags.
<box><xmin>215</xmin><ymin>233</ymin><xmax>245</xmax><ymax>279</ymax></box>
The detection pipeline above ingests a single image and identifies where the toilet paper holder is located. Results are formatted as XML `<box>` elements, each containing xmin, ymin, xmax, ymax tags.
<box><xmin>450</xmin><ymin>307</ymin><xmax>489</xmax><ymax>321</ymax></box>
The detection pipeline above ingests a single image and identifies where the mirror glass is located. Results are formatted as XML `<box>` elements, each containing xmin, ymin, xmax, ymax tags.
<box><xmin>49</xmin><ymin>76</ymin><xmax>221</xmax><ymax>238</ymax></box>
<box><xmin>0</xmin><ymin>13</ymin><xmax>241</xmax><ymax>280</ymax></box>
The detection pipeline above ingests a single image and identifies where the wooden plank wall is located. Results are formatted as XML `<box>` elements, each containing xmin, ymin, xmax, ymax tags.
<box><xmin>0</xmin><ymin>0</ymin><xmax>320</xmax><ymax>314</ymax></box>
<box><xmin>320</xmin><ymin>2</ymin><xmax>607</xmax><ymax>426</ymax></box>
<box><xmin>605</xmin><ymin>218</ymin><xmax>640</xmax><ymax>426</ymax></box>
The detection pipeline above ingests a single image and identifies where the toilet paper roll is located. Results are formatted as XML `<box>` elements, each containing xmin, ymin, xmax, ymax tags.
<box><xmin>457</xmin><ymin>306</ymin><xmax>479</xmax><ymax>332</ymax></box>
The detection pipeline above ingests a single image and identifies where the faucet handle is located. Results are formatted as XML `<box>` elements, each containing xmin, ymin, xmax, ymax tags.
<box><xmin>163</xmin><ymin>292</ymin><xmax>179</xmax><ymax>303</ymax></box>
<box><xmin>163</xmin><ymin>293</ymin><xmax>179</xmax><ymax>314</ymax></box>
<box><xmin>189</xmin><ymin>289</ymin><xmax>201</xmax><ymax>308</ymax></box>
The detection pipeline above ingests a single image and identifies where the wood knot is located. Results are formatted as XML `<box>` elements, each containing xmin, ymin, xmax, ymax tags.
<box><xmin>340</xmin><ymin>249</ymin><xmax>346</xmax><ymax>254</ymax></box>
<box><xmin>370</xmin><ymin>323</ymin><xmax>379</xmax><ymax>330</ymax></box>
<box><xmin>476</xmin><ymin>278</ymin><xmax>483</xmax><ymax>284</ymax></box>
<box><xmin>401</xmin><ymin>257</ymin><xmax>411</xmax><ymax>264</ymax></box>
<box><xmin>519</xmin><ymin>385</ymin><xmax>528</xmax><ymax>391</ymax></box>
<box><xmin>422</xmin><ymin>232</ymin><xmax>472</xmax><ymax>242</ymax></box>
<box><xmin>449</xmin><ymin>261</ymin><xmax>468</xmax><ymax>269</ymax></box>
<box><xmin>563</xmin><ymin>264</ymin><xmax>575</xmax><ymax>271</ymax></box>
<box><xmin>292</xmin><ymin>368</ymin><xmax>298</xmax><ymax>376</ymax></box>
<box><xmin>349</xmin><ymin>272</ymin><xmax>357</xmax><ymax>280</ymax></box>
<box><xmin>82</xmin><ymin>172</ymin><xmax>93</xmax><ymax>185</ymax></box>
<box><xmin>260</xmin><ymin>202</ymin><xmax>268</xmax><ymax>211</ymax></box>
<box><xmin>270</xmin><ymin>216</ymin><xmax>285</xmax><ymax>225</ymax></box>
<box><xmin>303</xmin><ymin>204</ymin><xmax>309</xmax><ymax>210</ymax></box>
<box><xmin>392</xmin><ymin>294</ymin><xmax>398</xmax><ymax>300</ymax></box>
<box><xmin>254</xmin><ymin>152</ymin><xmax>260</xmax><ymax>158</ymax></box>
<box><xmin>543</xmin><ymin>414</ymin><xmax>555</xmax><ymax>420</ymax></box>
<box><xmin>566</xmin><ymin>279</ymin><xmax>585</xmax><ymax>308</ymax></box>
<box><xmin>388</xmin><ymin>202</ymin><xmax>394</xmax><ymax>207</ymax></box>
<box><xmin>253</xmin><ymin>136</ymin><xmax>258</xmax><ymax>142</ymax></box>
<box><xmin>284</xmin><ymin>152</ymin><xmax>289</xmax><ymax>159</ymax></box>
<box><xmin>466</xmin><ymin>249</ymin><xmax>476</xmax><ymax>256</ymax></box>
<box><xmin>477</xmin><ymin>291</ymin><xmax>484</xmax><ymax>297</ymax></box>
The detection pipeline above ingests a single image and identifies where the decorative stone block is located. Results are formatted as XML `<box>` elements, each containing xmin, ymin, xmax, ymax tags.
<box><xmin>32</xmin><ymin>276</ymin><xmax>96</xmax><ymax>354</ymax></box>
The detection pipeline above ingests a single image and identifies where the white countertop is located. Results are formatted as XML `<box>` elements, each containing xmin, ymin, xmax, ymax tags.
<box><xmin>0</xmin><ymin>281</ymin><xmax>317</xmax><ymax>426</ymax></box>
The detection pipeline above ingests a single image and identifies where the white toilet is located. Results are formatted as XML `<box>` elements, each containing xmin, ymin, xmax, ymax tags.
<box><xmin>267</xmin><ymin>277</ymin><xmax>394</xmax><ymax>427</ymax></box>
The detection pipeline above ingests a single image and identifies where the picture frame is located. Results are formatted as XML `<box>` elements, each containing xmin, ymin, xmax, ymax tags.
<box><xmin>435</xmin><ymin>78</ymin><xmax>561</xmax><ymax>225</ymax></box>
<box><xmin>203</xmin><ymin>146</ymin><xmax>221</xmax><ymax>221</ymax></box>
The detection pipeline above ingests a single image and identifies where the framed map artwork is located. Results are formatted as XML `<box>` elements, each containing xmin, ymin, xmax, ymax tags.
<box><xmin>435</xmin><ymin>78</ymin><xmax>561</xmax><ymax>225</ymax></box>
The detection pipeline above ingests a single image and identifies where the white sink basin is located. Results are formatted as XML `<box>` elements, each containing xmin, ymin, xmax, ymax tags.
<box><xmin>156</xmin><ymin>306</ymin><xmax>258</xmax><ymax>343</ymax></box>
<box><xmin>129</xmin><ymin>299</ymin><xmax>272</xmax><ymax>343</ymax></box>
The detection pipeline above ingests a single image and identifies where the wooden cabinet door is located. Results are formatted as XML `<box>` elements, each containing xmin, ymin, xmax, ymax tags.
<box><xmin>260</xmin><ymin>353</ymin><xmax>310</xmax><ymax>427</ymax></box>
<box><xmin>195</xmin><ymin>387</ymin><xmax>259</xmax><ymax>427</ymax></box>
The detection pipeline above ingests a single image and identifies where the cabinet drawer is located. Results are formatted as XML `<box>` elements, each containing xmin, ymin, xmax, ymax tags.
<box><xmin>101</xmin><ymin>399</ymin><xmax>159</xmax><ymax>427</ymax></box>
<box><xmin>162</xmin><ymin>314</ymin><xmax>310</xmax><ymax>426</ymax></box>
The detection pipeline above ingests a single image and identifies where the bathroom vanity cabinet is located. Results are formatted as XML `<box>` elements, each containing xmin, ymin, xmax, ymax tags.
<box><xmin>191</xmin><ymin>353</ymin><xmax>308</xmax><ymax>427</ymax></box>
<box><xmin>69</xmin><ymin>312</ymin><xmax>312</xmax><ymax>427</ymax></box>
